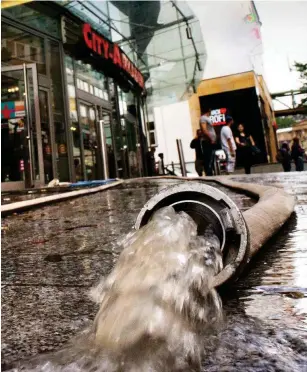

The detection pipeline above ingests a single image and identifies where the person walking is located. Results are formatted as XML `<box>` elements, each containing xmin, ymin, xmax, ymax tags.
<box><xmin>220</xmin><ymin>116</ymin><xmax>236</xmax><ymax>174</ymax></box>
<box><xmin>199</xmin><ymin>108</ymin><xmax>216</xmax><ymax>176</ymax></box>
<box><xmin>235</xmin><ymin>123</ymin><xmax>255</xmax><ymax>174</ymax></box>
<box><xmin>190</xmin><ymin>129</ymin><xmax>205</xmax><ymax>176</ymax></box>
<box><xmin>276</xmin><ymin>142</ymin><xmax>292</xmax><ymax>172</ymax></box>
<box><xmin>291</xmin><ymin>137</ymin><xmax>305</xmax><ymax>172</ymax></box>
<box><xmin>146</xmin><ymin>147</ymin><xmax>156</xmax><ymax>177</ymax></box>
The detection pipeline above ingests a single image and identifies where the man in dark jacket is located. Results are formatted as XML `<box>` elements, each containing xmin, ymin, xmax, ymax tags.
<box><xmin>190</xmin><ymin>129</ymin><xmax>205</xmax><ymax>176</ymax></box>
<box><xmin>291</xmin><ymin>137</ymin><xmax>305</xmax><ymax>172</ymax></box>
<box><xmin>277</xmin><ymin>142</ymin><xmax>292</xmax><ymax>172</ymax></box>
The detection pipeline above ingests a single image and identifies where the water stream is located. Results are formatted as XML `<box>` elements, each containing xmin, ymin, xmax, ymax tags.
<box><xmin>3</xmin><ymin>177</ymin><xmax>307</xmax><ymax>371</ymax></box>
<box><xmin>11</xmin><ymin>207</ymin><xmax>223</xmax><ymax>372</ymax></box>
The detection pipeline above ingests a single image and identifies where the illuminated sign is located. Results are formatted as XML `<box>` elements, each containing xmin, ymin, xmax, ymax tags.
<box><xmin>82</xmin><ymin>23</ymin><xmax>144</xmax><ymax>91</ymax></box>
<box><xmin>1</xmin><ymin>101</ymin><xmax>25</xmax><ymax>119</ymax></box>
<box><xmin>210</xmin><ymin>108</ymin><xmax>227</xmax><ymax>126</ymax></box>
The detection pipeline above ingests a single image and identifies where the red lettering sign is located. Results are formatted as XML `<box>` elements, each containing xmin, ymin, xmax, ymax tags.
<box><xmin>82</xmin><ymin>23</ymin><xmax>144</xmax><ymax>90</ymax></box>
<box><xmin>83</xmin><ymin>23</ymin><xmax>92</xmax><ymax>49</ymax></box>
<box><xmin>112</xmin><ymin>44</ymin><xmax>122</xmax><ymax>68</ymax></box>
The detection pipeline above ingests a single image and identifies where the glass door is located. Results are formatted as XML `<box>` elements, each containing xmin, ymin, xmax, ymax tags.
<box><xmin>39</xmin><ymin>89</ymin><xmax>56</xmax><ymax>183</ymax></box>
<box><xmin>101</xmin><ymin>110</ymin><xmax>117</xmax><ymax>179</ymax></box>
<box><xmin>1</xmin><ymin>63</ymin><xmax>43</xmax><ymax>189</ymax></box>
<box><xmin>79</xmin><ymin>103</ymin><xmax>99</xmax><ymax>180</ymax></box>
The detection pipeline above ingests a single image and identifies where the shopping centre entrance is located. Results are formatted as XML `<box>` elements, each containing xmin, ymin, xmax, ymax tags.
<box><xmin>1</xmin><ymin>63</ymin><xmax>48</xmax><ymax>191</ymax></box>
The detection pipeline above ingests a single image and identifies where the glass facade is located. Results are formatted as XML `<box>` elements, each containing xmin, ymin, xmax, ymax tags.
<box><xmin>59</xmin><ymin>1</ymin><xmax>206</xmax><ymax>106</ymax></box>
<box><xmin>75</xmin><ymin>60</ymin><xmax>109</xmax><ymax>101</ymax></box>
<box><xmin>107</xmin><ymin>1</ymin><xmax>206</xmax><ymax>117</ymax></box>
<box><xmin>2</xmin><ymin>23</ymin><xmax>46</xmax><ymax>74</ymax></box>
<box><xmin>1</xmin><ymin>10</ymin><xmax>69</xmax><ymax>186</ymax></box>
<box><xmin>2</xmin><ymin>0</ymin><xmax>205</xmax><ymax>189</ymax></box>
<box><xmin>60</xmin><ymin>0</ymin><xmax>206</xmax><ymax>145</ymax></box>
<box><xmin>49</xmin><ymin>41</ymin><xmax>70</xmax><ymax>182</ymax></box>
<box><xmin>2</xmin><ymin>2</ymin><xmax>60</xmax><ymax>39</ymax></box>
<box><xmin>65</xmin><ymin>55</ymin><xmax>83</xmax><ymax>180</ymax></box>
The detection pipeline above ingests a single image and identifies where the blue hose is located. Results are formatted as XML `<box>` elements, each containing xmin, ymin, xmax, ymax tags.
<box><xmin>69</xmin><ymin>179</ymin><xmax>118</xmax><ymax>188</ymax></box>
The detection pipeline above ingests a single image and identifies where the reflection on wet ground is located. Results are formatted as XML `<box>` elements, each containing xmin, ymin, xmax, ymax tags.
<box><xmin>1</xmin><ymin>175</ymin><xmax>307</xmax><ymax>370</ymax></box>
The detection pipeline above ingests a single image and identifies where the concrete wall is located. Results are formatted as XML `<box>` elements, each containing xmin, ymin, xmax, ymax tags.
<box><xmin>154</xmin><ymin>101</ymin><xmax>195</xmax><ymax>165</ymax></box>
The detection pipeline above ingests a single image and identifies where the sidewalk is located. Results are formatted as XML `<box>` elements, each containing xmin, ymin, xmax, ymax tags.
<box><xmin>234</xmin><ymin>162</ymin><xmax>307</xmax><ymax>174</ymax></box>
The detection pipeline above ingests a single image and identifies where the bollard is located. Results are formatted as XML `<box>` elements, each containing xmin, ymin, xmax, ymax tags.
<box><xmin>135</xmin><ymin>182</ymin><xmax>249</xmax><ymax>286</ymax></box>
<box><xmin>176</xmin><ymin>139</ymin><xmax>187</xmax><ymax>177</ymax></box>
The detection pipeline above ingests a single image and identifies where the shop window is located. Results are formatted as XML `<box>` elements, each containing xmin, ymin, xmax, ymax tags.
<box><xmin>149</xmin><ymin>132</ymin><xmax>156</xmax><ymax>146</ymax></box>
<box><xmin>30</xmin><ymin>47</ymin><xmax>39</xmax><ymax>62</ymax></box>
<box><xmin>39</xmin><ymin>89</ymin><xmax>54</xmax><ymax>183</ymax></box>
<box><xmin>16</xmin><ymin>43</ymin><xmax>25</xmax><ymax>58</ymax></box>
<box><xmin>83</xmin><ymin>82</ymin><xmax>89</xmax><ymax>93</ymax></box>
<box><xmin>2</xmin><ymin>3</ymin><xmax>60</xmax><ymax>39</ymax></box>
<box><xmin>148</xmin><ymin>121</ymin><xmax>155</xmax><ymax>131</ymax></box>
<box><xmin>147</xmin><ymin>121</ymin><xmax>157</xmax><ymax>146</ymax></box>
<box><xmin>117</xmin><ymin>88</ymin><xmax>143</xmax><ymax>177</ymax></box>
<box><xmin>65</xmin><ymin>55</ymin><xmax>83</xmax><ymax>181</ymax></box>
<box><xmin>50</xmin><ymin>42</ymin><xmax>69</xmax><ymax>181</ymax></box>
<box><xmin>1</xmin><ymin>23</ymin><xmax>46</xmax><ymax>75</ymax></box>
<box><xmin>75</xmin><ymin>60</ymin><xmax>109</xmax><ymax>101</ymax></box>
<box><xmin>80</xmin><ymin>104</ymin><xmax>98</xmax><ymax>181</ymax></box>
<box><xmin>68</xmin><ymin>84</ymin><xmax>75</xmax><ymax>98</ymax></box>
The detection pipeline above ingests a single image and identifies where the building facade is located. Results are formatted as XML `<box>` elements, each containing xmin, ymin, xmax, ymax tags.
<box><xmin>1</xmin><ymin>0</ymin><xmax>275</xmax><ymax>188</ymax></box>
<box><xmin>152</xmin><ymin>1</ymin><xmax>279</xmax><ymax>170</ymax></box>
<box><xmin>277</xmin><ymin>120</ymin><xmax>307</xmax><ymax>151</ymax></box>
<box><xmin>1</xmin><ymin>0</ymin><xmax>207</xmax><ymax>189</ymax></box>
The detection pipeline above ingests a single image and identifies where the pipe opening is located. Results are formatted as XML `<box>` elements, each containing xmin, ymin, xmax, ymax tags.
<box><xmin>135</xmin><ymin>182</ymin><xmax>250</xmax><ymax>286</ymax></box>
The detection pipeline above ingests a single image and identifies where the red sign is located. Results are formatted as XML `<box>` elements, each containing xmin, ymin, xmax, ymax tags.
<box><xmin>210</xmin><ymin>108</ymin><xmax>227</xmax><ymax>126</ymax></box>
<box><xmin>83</xmin><ymin>23</ymin><xmax>144</xmax><ymax>91</ymax></box>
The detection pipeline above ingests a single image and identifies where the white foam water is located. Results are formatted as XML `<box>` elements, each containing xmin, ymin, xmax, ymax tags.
<box><xmin>12</xmin><ymin>207</ymin><xmax>223</xmax><ymax>372</ymax></box>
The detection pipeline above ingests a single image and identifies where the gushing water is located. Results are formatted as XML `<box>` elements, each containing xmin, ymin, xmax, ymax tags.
<box><xmin>12</xmin><ymin>207</ymin><xmax>223</xmax><ymax>372</ymax></box>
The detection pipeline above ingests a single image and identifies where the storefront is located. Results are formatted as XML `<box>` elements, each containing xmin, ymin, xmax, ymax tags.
<box><xmin>1</xmin><ymin>1</ymin><xmax>147</xmax><ymax>190</ymax></box>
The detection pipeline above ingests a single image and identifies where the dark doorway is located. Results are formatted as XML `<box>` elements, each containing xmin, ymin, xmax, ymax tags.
<box><xmin>199</xmin><ymin>87</ymin><xmax>267</xmax><ymax>164</ymax></box>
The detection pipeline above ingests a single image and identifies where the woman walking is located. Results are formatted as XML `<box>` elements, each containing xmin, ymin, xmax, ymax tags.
<box><xmin>235</xmin><ymin>124</ymin><xmax>255</xmax><ymax>174</ymax></box>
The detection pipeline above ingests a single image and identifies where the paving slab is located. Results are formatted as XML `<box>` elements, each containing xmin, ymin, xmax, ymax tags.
<box><xmin>1</xmin><ymin>175</ymin><xmax>307</xmax><ymax>371</ymax></box>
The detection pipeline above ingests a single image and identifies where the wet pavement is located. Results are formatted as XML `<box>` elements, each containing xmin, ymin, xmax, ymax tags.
<box><xmin>1</xmin><ymin>190</ymin><xmax>67</xmax><ymax>206</ymax></box>
<box><xmin>1</xmin><ymin>174</ymin><xmax>307</xmax><ymax>371</ymax></box>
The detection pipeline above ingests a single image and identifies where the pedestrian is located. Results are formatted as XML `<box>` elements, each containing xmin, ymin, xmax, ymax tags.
<box><xmin>235</xmin><ymin>123</ymin><xmax>255</xmax><ymax>174</ymax></box>
<box><xmin>220</xmin><ymin>116</ymin><xmax>236</xmax><ymax>174</ymax></box>
<box><xmin>276</xmin><ymin>143</ymin><xmax>292</xmax><ymax>172</ymax></box>
<box><xmin>157</xmin><ymin>153</ymin><xmax>165</xmax><ymax>175</ymax></box>
<box><xmin>291</xmin><ymin>137</ymin><xmax>305</xmax><ymax>172</ymax></box>
<box><xmin>74</xmin><ymin>158</ymin><xmax>82</xmax><ymax>181</ymax></box>
<box><xmin>190</xmin><ymin>129</ymin><xmax>205</xmax><ymax>176</ymax></box>
<box><xmin>199</xmin><ymin>108</ymin><xmax>216</xmax><ymax>176</ymax></box>
<box><xmin>146</xmin><ymin>147</ymin><xmax>156</xmax><ymax>177</ymax></box>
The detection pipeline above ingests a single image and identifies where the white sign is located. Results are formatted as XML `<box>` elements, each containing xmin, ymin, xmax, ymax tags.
<box><xmin>210</xmin><ymin>108</ymin><xmax>227</xmax><ymax>126</ymax></box>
